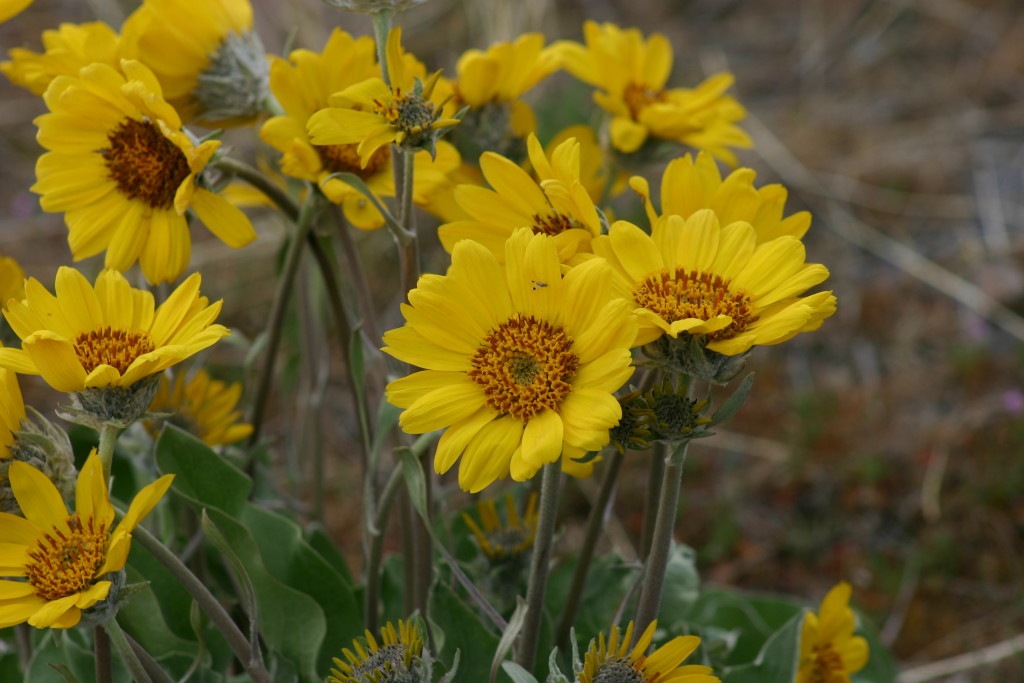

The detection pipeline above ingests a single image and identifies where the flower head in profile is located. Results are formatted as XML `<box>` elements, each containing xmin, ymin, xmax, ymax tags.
<box><xmin>578</xmin><ymin>620</ymin><xmax>718</xmax><ymax>683</ymax></box>
<box><xmin>631</xmin><ymin>152</ymin><xmax>811</xmax><ymax>244</ymax></box>
<box><xmin>554</xmin><ymin>21</ymin><xmax>751</xmax><ymax>164</ymax></box>
<box><xmin>797</xmin><ymin>582</ymin><xmax>869</xmax><ymax>683</ymax></box>
<box><xmin>437</xmin><ymin>134</ymin><xmax>604</xmax><ymax>265</ymax></box>
<box><xmin>328</xmin><ymin>619</ymin><xmax>426</xmax><ymax>683</ymax></box>
<box><xmin>1</xmin><ymin>22</ymin><xmax>122</xmax><ymax>95</ymax></box>
<box><xmin>261</xmin><ymin>28</ymin><xmax>460</xmax><ymax>230</ymax></box>
<box><xmin>462</xmin><ymin>492</ymin><xmax>538</xmax><ymax>563</ymax></box>
<box><xmin>384</xmin><ymin>229</ymin><xmax>636</xmax><ymax>492</ymax></box>
<box><xmin>0</xmin><ymin>450</ymin><xmax>173</xmax><ymax>629</ymax></box>
<box><xmin>32</xmin><ymin>60</ymin><xmax>257</xmax><ymax>284</ymax></box>
<box><xmin>0</xmin><ymin>267</ymin><xmax>229</xmax><ymax>398</ymax></box>
<box><xmin>147</xmin><ymin>369</ymin><xmax>252</xmax><ymax>446</ymax></box>
<box><xmin>307</xmin><ymin>27</ymin><xmax>461</xmax><ymax>166</ymax></box>
<box><xmin>120</xmin><ymin>0</ymin><xmax>267</xmax><ymax>124</ymax></box>
<box><xmin>593</xmin><ymin>211</ymin><xmax>836</xmax><ymax>353</ymax></box>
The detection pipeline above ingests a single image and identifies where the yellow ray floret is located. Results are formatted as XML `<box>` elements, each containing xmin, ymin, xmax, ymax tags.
<box><xmin>148</xmin><ymin>368</ymin><xmax>252</xmax><ymax>446</ymax></box>
<box><xmin>579</xmin><ymin>620</ymin><xmax>719</xmax><ymax>683</ymax></box>
<box><xmin>1</xmin><ymin>21</ymin><xmax>122</xmax><ymax>96</ymax></box>
<box><xmin>797</xmin><ymin>582</ymin><xmax>870</xmax><ymax>683</ymax></box>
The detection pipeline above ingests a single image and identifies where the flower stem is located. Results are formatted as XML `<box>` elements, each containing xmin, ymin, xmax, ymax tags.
<box><xmin>97</xmin><ymin>423</ymin><xmax>122</xmax><ymax>482</ymax></box>
<box><xmin>371</xmin><ymin>10</ymin><xmax>395</xmax><ymax>87</ymax></box>
<box><xmin>639</xmin><ymin>445</ymin><xmax>665</xmax><ymax>559</ymax></box>
<box><xmin>132</xmin><ymin>525</ymin><xmax>273</xmax><ymax>683</ymax></box>
<box><xmin>95</xmin><ymin>626</ymin><xmax>112</xmax><ymax>683</ymax></box>
<box><xmin>103</xmin><ymin>618</ymin><xmax>152</xmax><ymax>683</ymax></box>
<box><xmin>515</xmin><ymin>462</ymin><xmax>561</xmax><ymax>673</ymax></box>
<box><xmin>212</xmin><ymin>157</ymin><xmax>299</xmax><ymax>222</ymax></box>
<box><xmin>555</xmin><ymin>448</ymin><xmax>623</xmax><ymax>650</ymax></box>
<box><xmin>631</xmin><ymin>442</ymin><xmax>688</xmax><ymax>643</ymax></box>
<box><xmin>247</xmin><ymin>190</ymin><xmax>320</xmax><ymax>447</ymax></box>
<box><xmin>364</xmin><ymin>465</ymin><xmax>403</xmax><ymax>633</ymax></box>
<box><xmin>125</xmin><ymin>632</ymin><xmax>176</xmax><ymax>683</ymax></box>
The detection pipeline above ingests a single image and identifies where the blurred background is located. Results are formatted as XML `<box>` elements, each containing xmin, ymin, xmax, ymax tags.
<box><xmin>2</xmin><ymin>1</ymin><xmax>1023</xmax><ymax>681</ymax></box>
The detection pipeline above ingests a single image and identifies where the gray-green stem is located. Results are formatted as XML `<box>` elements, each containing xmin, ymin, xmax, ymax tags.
<box><xmin>515</xmin><ymin>462</ymin><xmax>561</xmax><ymax>673</ymax></box>
<box><xmin>639</xmin><ymin>445</ymin><xmax>665</xmax><ymax>559</ymax></box>
<box><xmin>103</xmin><ymin>618</ymin><xmax>152</xmax><ymax>683</ymax></box>
<box><xmin>364</xmin><ymin>465</ymin><xmax>403</xmax><ymax>633</ymax></box>
<box><xmin>132</xmin><ymin>525</ymin><xmax>273</xmax><ymax>683</ymax></box>
<box><xmin>125</xmin><ymin>632</ymin><xmax>176</xmax><ymax>683</ymax></box>
<box><xmin>371</xmin><ymin>10</ymin><xmax>395</xmax><ymax>87</ymax></box>
<box><xmin>95</xmin><ymin>626</ymin><xmax>112</xmax><ymax>683</ymax></box>
<box><xmin>97</xmin><ymin>423</ymin><xmax>123</xmax><ymax>482</ymax></box>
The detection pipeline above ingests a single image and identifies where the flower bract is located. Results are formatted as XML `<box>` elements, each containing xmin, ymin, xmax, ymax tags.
<box><xmin>578</xmin><ymin>620</ymin><xmax>718</xmax><ymax>683</ymax></box>
<box><xmin>797</xmin><ymin>582</ymin><xmax>870</xmax><ymax>683</ymax></box>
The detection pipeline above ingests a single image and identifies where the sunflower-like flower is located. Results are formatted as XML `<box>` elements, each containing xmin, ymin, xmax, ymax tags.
<box><xmin>32</xmin><ymin>60</ymin><xmax>257</xmax><ymax>284</ymax></box>
<box><xmin>147</xmin><ymin>368</ymin><xmax>252</xmax><ymax>446</ymax></box>
<box><xmin>261</xmin><ymin>28</ymin><xmax>461</xmax><ymax>230</ymax></box>
<box><xmin>592</xmin><ymin>211</ymin><xmax>836</xmax><ymax>353</ymax></box>
<box><xmin>0</xmin><ymin>449</ymin><xmax>173</xmax><ymax>629</ymax></box>
<box><xmin>384</xmin><ymin>229</ymin><xmax>636</xmax><ymax>492</ymax></box>
<box><xmin>443</xmin><ymin>33</ymin><xmax>559</xmax><ymax>161</ymax></box>
<box><xmin>437</xmin><ymin>134</ymin><xmax>603</xmax><ymax>265</ymax></box>
<box><xmin>553</xmin><ymin>21</ymin><xmax>751</xmax><ymax>164</ymax></box>
<box><xmin>578</xmin><ymin>620</ymin><xmax>718</xmax><ymax>683</ymax></box>
<box><xmin>1</xmin><ymin>22</ymin><xmax>122</xmax><ymax>95</ymax></box>
<box><xmin>797</xmin><ymin>582</ymin><xmax>869</xmax><ymax>683</ymax></box>
<box><xmin>307</xmin><ymin>27</ymin><xmax>460</xmax><ymax>166</ymax></box>
<box><xmin>0</xmin><ymin>0</ymin><xmax>32</xmax><ymax>22</ymax></box>
<box><xmin>120</xmin><ymin>0</ymin><xmax>267</xmax><ymax>124</ymax></box>
<box><xmin>462</xmin><ymin>492</ymin><xmax>538</xmax><ymax>563</ymax></box>
<box><xmin>631</xmin><ymin>151</ymin><xmax>811</xmax><ymax>244</ymax></box>
<box><xmin>0</xmin><ymin>268</ymin><xmax>228</xmax><ymax>406</ymax></box>
<box><xmin>328</xmin><ymin>620</ymin><xmax>426</xmax><ymax>683</ymax></box>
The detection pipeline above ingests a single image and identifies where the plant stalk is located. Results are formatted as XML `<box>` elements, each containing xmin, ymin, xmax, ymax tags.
<box><xmin>97</xmin><ymin>423</ymin><xmax>123</xmax><ymax>482</ymax></box>
<box><xmin>103</xmin><ymin>618</ymin><xmax>152</xmax><ymax>683</ymax></box>
<box><xmin>95</xmin><ymin>626</ymin><xmax>112</xmax><ymax>683</ymax></box>
<box><xmin>365</xmin><ymin>465</ymin><xmax>403</xmax><ymax>633</ymax></box>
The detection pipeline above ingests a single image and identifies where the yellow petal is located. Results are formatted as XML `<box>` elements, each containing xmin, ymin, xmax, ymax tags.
<box><xmin>8</xmin><ymin>460</ymin><xmax>69</xmax><ymax>536</ymax></box>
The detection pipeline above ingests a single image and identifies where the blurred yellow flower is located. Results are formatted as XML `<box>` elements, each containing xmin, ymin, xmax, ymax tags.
<box><xmin>1</xmin><ymin>22</ymin><xmax>122</xmax><ymax>95</ymax></box>
<box><xmin>438</xmin><ymin>134</ymin><xmax>603</xmax><ymax>265</ymax></box>
<box><xmin>462</xmin><ymin>492</ymin><xmax>538</xmax><ymax>562</ymax></box>
<box><xmin>0</xmin><ymin>267</ymin><xmax>229</xmax><ymax>394</ymax></box>
<box><xmin>261</xmin><ymin>28</ymin><xmax>460</xmax><ymax>230</ymax></box>
<box><xmin>0</xmin><ymin>253</ymin><xmax>25</xmax><ymax>305</ymax></box>
<box><xmin>307</xmin><ymin>27</ymin><xmax>460</xmax><ymax>167</ymax></box>
<box><xmin>328</xmin><ymin>620</ymin><xmax>424</xmax><ymax>683</ymax></box>
<box><xmin>0</xmin><ymin>450</ymin><xmax>173</xmax><ymax>629</ymax></box>
<box><xmin>384</xmin><ymin>229</ymin><xmax>635</xmax><ymax>492</ymax></box>
<box><xmin>0</xmin><ymin>0</ymin><xmax>33</xmax><ymax>23</ymax></box>
<box><xmin>0</xmin><ymin>361</ymin><xmax>25</xmax><ymax>459</ymax></box>
<box><xmin>148</xmin><ymin>369</ymin><xmax>252</xmax><ymax>446</ymax></box>
<box><xmin>593</xmin><ymin>211</ymin><xmax>836</xmax><ymax>352</ymax></box>
<box><xmin>554</xmin><ymin>21</ymin><xmax>751</xmax><ymax>164</ymax></box>
<box><xmin>32</xmin><ymin>60</ymin><xmax>256</xmax><ymax>284</ymax></box>
<box><xmin>631</xmin><ymin>151</ymin><xmax>811</xmax><ymax>244</ymax></box>
<box><xmin>797</xmin><ymin>582</ymin><xmax>869</xmax><ymax>683</ymax></box>
<box><xmin>579</xmin><ymin>620</ymin><xmax>718</xmax><ymax>683</ymax></box>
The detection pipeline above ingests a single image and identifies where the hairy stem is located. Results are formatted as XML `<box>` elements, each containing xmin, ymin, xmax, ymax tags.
<box><xmin>104</xmin><ymin>618</ymin><xmax>152</xmax><ymax>683</ymax></box>
<box><xmin>97</xmin><ymin>423</ymin><xmax>123</xmax><ymax>482</ymax></box>
<box><xmin>95</xmin><ymin>626</ymin><xmax>112</xmax><ymax>683</ymax></box>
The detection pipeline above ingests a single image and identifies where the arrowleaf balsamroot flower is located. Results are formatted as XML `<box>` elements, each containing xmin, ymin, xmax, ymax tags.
<box><xmin>384</xmin><ymin>229</ymin><xmax>636</xmax><ymax>492</ymax></box>
<box><xmin>797</xmin><ymin>582</ymin><xmax>869</xmax><ymax>683</ymax></box>
<box><xmin>593</xmin><ymin>211</ymin><xmax>836</xmax><ymax>352</ymax></box>
<box><xmin>32</xmin><ymin>60</ymin><xmax>257</xmax><ymax>284</ymax></box>
<box><xmin>0</xmin><ymin>449</ymin><xmax>173</xmax><ymax>629</ymax></box>
<box><xmin>328</xmin><ymin>619</ymin><xmax>426</xmax><ymax>683</ymax></box>
<box><xmin>553</xmin><ymin>21</ymin><xmax>751</xmax><ymax>164</ymax></box>
<box><xmin>0</xmin><ymin>267</ymin><xmax>229</xmax><ymax>394</ymax></box>
<box><xmin>147</xmin><ymin>368</ymin><xmax>253</xmax><ymax>446</ymax></box>
<box><xmin>462</xmin><ymin>492</ymin><xmax>538</xmax><ymax>563</ymax></box>
<box><xmin>1</xmin><ymin>21</ymin><xmax>122</xmax><ymax>95</ymax></box>
<box><xmin>579</xmin><ymin>620</ymin><xmax>719</xmax><ymax>683</ymax></box>
<box><xmin>307</xmin><ymin>27</ymin><xmax>461</xmax><ymax>166</ymax></box>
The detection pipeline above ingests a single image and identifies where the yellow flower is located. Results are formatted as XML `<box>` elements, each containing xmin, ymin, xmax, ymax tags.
<box><xmin>462</xmin><ymin>492</ymin><xmax>538</xmax><ymax>562</ymax></box>
<box><xmin>554</xmin><ymin>21</ymin><xmax>751</xmax><ymax>164</ymax></box>
<box><xmin>384</xmin><ymin>229</ymin><xmax>636</xmax><ymax>492</ymax></box>
<box><xmin>630</xmin><ymin>151</ymin><xmax>811</xmax><ymax>244</ymax></box>
<box><xmin>797</xmin><ymin>582</ymin><xmax>869</xmax><ymax>683</ymax></box>
<box><xmin>579</xmin><ymin>620</ymin><xmax>718</xmax><ymax>683</ymax></box>
<box><xmin>148</xmin><ymin>368</ymin><xmax>252</xmax><ymax>446</ymax></box>
<box><xmin>0</xmin><ymin>253</ymin><xmax>25</xmax><ymax>305</ymax></box>
<box><xmin>120</xmin><ymin>0</ymin><xmax>264</xmax><ymax>124</ymax></box>
<box><xmin>0</xmin><ymin>267</ymin><xmax>229</xmax><ymax>394</ymax></box>
<box><xmin>307</xmin><ymin>27</ymin><xmax>460</xmax><ymax>167</ymax></box>
<box><xmin>0</xmin><ymin>362</ymin><xmax>25</xmax><ymax>459</ymax></box>
<box><xmin>328</xmin><ymin>620</ymin><xmax>424</xmax><ymax>683</ymax></box>
<box><xmin>1</xmin><ymin>22</ymin><xmax>122</xmax><ymax>95</ymax></box>
<box><xmin>261</xmin><ymin>28</ymin><xmax>460</xmax><ymax>230</ymax></box>
<box><xmin>592</xmin><ymin>211</ymin><xmax>836</xmax><ymax>352</ymax></box>
<box><xmin>32</xmin><ymin>59</ymin><xmax>257</xmax><ymax>284</ymax></box>
<box><xmin>0</xmin><ymin>449</ymin><xmax>173</xmax><ymax>629</ymax></box>
<box><xmin>437</xmin><ymin>133</ymin><xmax>603</xmax><ymax>265</ymax></box>
<box><xmin>0</xmin><ymin>0</ymin><xmax>33</xmax><ymax>22</ymax></box>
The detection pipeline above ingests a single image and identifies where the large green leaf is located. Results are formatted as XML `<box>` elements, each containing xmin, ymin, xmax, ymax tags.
<box><xmin>722</xmin><ymin>611</ymin><xmax>803</xmax><ymax>683</ymax></box>
<box><xmin>154</xmin><ymin>425</ymin><xmax>251</xmax><ymax>516</ymax></box>
<box><xmin>429</xmin><ymin>581</ymin><xmax>500</xmax><ymax>683</ymax></box>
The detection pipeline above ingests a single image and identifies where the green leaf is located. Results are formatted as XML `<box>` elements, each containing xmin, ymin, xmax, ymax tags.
<box><xmin>429</xmin><ymin>581</ymin><xmax>500</xmax><ymax>683</ymax></box>
<box><xmin>305</xmin><ymin>525</ymin><xmax>355</xmax><ymax>587</ymax></box>
<box><xmin>489</xmin><ymin>600</ymin><xmax>526</xmax><ymax>683</ymax></box>
<box><xmin>155</xmin><ymin>425</ymin><xmax>251</xmax><ymax>516</ymax></box>
<box><xmin>853</xmin><ymin>611</ymin><xmax>898</xmax><ymax>683</ymax></box>
<box><xmin>708</xmin><ymin>372</ymin><xmax>755</xmax><ymax>428</ymax></box>
<box><xmin>656</xmin><ymin>542</ymin><xmax>700</xmax><ymax>629</ymax></box>
<box><xmin>683</xmin><ymin>588</ymin><xmax>802</xmax><ymax>667</ymax></box>
<box><xmin>501</xmin><ymin>662</ymin><xmax>540</xmax><ymax>683</ymax></box>
<box><xmin>722</xmin><ymin>611</ymin><xmax>803</xmax><ymax>683</ymax></box>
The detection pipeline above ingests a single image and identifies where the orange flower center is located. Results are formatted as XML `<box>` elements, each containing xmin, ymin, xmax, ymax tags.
<box><xmin>807</xmin><ymin>643</ymin><xmax>847</xmax><ymax>683</ymax></box>
<box><xmin>24</xmin><ymin>514</ymin><xmax>108</xmax><ymax>601</ymax></box>
<box><xmin>623</xmin><ymin>81</ymin><xmax>667</xmax><ymax>120</ymax></box>
<box><xmin>73</xmin><ymin>327</ymin><xmax>156</xmax><ymax>375</ymax></box>
<box><xmin>375</xmin><ymin>88</ymin><xmax>437</xmax><ymax>135</ymax></box>
<box><xmin>102</xmin><ymin>118</ymin><xmax>192</xmax><ymax>209</ymax></box>
<box><xmin>586</xmin><ymin>657</ymin><xmax>646</xmax><ymax>683</ymax></box>
<box><xmin>468</xmin><ymin>314</ymin><xmax>578</xmax><ymax>420</ymax></box>
<box><xmin>316</xmin><ymin>143</ymin><xmax>390</xmax><ymax>180</ymax></box>
<box><xmin>531</xmin><ymin>211</ymin><xmax>581</xmax><ymax>237</ymax></box>
<box><xmin>633</xmin><ymin>267</ymin><xmax>757</xmax><ymax>340</ymax></box>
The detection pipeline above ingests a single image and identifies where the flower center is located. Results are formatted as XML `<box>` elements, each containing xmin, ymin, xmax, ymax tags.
<box><xmin>316</xmin><ymin>143</ymin><xmax>390</xmax><ymax>180</ymax></box>
<box><xmin>485</xmin><ymin>526</ymin><xmax>533</xmax><ymax>559</ymax></box>
<box><xmin>807</xmin><ymin>644</ymin><xmax>847</xmax><ymax>683</ymax></box>
<box><xmin>468</xmin><ymin>314</ymin><xmax>578</xmax><ymax>420</ymax></box>
<box><xmin>633</xmin><ymin>267</ymin><xmax>757</xmax><ymax>340</ymax></box>
<box><xmin>24</xmin><ymin>514</ymin><xmax>108</xmax><ymax>601</ymax></box>
<box><xmin>531</xmin><ymin>211</ymin><xmax>580</xmax><ymax>237</ymax></box>
<box><xmin>73</xmin><ymin>327</ymin><xmax>156</xmax><ymax>375</ymax></box>
<box><xmin>623</xmin><ymin>81</ymin><xmax>667</xmax><ymax>120</ymax></box>
<box><xmin>593</xmin><ymin>658</ymin><xmax>647</xmax><ymax>683</ymax></box>
<box><xmin>350</xmin><ymin>643</ymin><xmax>409</xmax><ymax>681</ymax></box>
<box><xmin>102</xmin><ymin>118</ymin><xmax>192</xmax><ymax>209</ymax></box>
<box><xmin>375</xmin><ymin>89</ymin><xmax>438</xmax><ymax>136</ymax></box>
